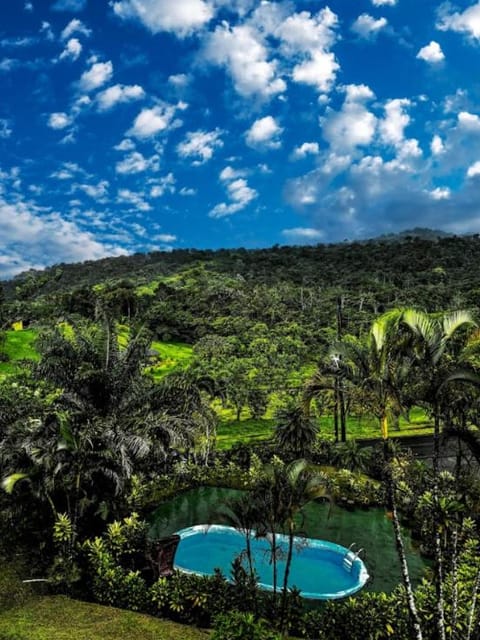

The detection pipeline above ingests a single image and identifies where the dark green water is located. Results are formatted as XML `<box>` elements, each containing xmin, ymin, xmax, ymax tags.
<box><xmin>149</xmin><ymin>487</ymin><xmax>428</xmax><ymax>594</ymax></box>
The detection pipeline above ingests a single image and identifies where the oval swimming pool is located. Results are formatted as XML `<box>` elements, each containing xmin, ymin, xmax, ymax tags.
<box><xmin>175</xmin><ymin>524</ymin><xmax>369</xmax><ymax>599</ymax></box>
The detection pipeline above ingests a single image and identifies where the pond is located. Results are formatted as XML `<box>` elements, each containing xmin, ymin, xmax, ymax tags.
<box><xmin>149</xmin><ymin>486</ymin><xmax>428</xmax><ymax>594</ymax></box>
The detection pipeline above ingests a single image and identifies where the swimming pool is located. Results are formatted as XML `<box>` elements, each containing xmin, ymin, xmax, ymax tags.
<box><xmin>174</xmin><ymin>524</ymin><xmax>370</xmax><ymax>599</ymax></box>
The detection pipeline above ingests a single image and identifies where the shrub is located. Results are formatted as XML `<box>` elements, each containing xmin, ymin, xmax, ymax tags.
<box><xmin>212</xmin><ymin>611</ymin><xmax>281</xmax><ymax>640</ymax></box>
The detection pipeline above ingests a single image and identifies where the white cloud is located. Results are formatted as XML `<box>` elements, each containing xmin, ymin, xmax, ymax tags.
<box><xmin>371</xmin><ymin>0</ymin><xmax>396</xmax><ymax>5</ymax></box>
<box><xmin>128</xmin><ymin>104</ymin><xmax>180</xmax><ymax>139</ymax></box>
<box><xmin>75</xmin><ymin>180</ymin><xmax>109</xmax><ymax>200</ymax></box>
<box><xmin>153</xmin><ymin>233</ymin><xmax>177</xmax><ymax>242</ymax></box>
<box><xmin>430</xmin><ymin>187</ymin><xmax>451</xmax><ymax>199</ymax></box>
<box><xmin>276</xmin><ymin>8</ymin><xmax>340</xmax><ymax>93</ymax></box>
<box><xmin>431</xmin><ymin>134</ymin><xmax>445</xmax><ymax>155</ymax></box>
<box><xmin>180</xmin><ymin>186</ymin><xmax>196</xmax><ymax>196</ymax></box>
<box><xmin>59</xmin><ymin>37</ymin><xmax>82</xmax><ymax>61</ymax></box>
<box><xmin>458</xmin><ymin>111</ymin><xmax>480</xmax><ymax>130</ymax></box>
<box><xmin>168</xmin><ymin>73</ymin><xmax>190</xmax><ymax>87</ymax></box>
<box><xmin>114</xmin><ymin>138</ymin><xmax>135</xmax><ymax>151</ymax></box>
<box><xmin>467</xmin><ymin>161</ymin><xmax>480</xmax><ymax>177</ymax></box>
<box><xmin>246</xmin><ymin>115</ymin><xmax>283</xmax><ymax>149</ymax></box>
<box><xmin>150</xmin><ymin>173</ymin><xmax>176</xmax><ymax>197</ymax></box>
<box><xmin>281</xmin><ymin>227</ymin><xmax>324</xmax><ymax>241</ymax></box>
<box><xmin>79</xmin><ymin>60</ymin><xmax>113</xmax><ymax>92</ymax></box>
<box><xmin>61</xmin><ymin>18</ymin><xmax>91</xmax><ymax>40</ymax></box>
<box><xmin>96</xmin><ymin>84</ymin><xmax>145</xmax><ymax>111</ymax></box>
<box><xmin>0</xmin><ymin>196</ymin><xmax>125</xmax><ymax>278</ymax></box>
<box><xmin>416</xmin><ymin>41</ymin><xmax>444</xmax><ymax>63</ymax></box>
<box><xmin>116</xmin><ymin>151</ymin><xmax>158</xmax><ymax>174</ymax></box>
<box><xmin>292</xmin><ymin>142</ymin><xmax>320</xmax><ymax>159</ymax></box>
<box><xmin>176</xmin><ymin>129</ymin><xmax>223</xmax><ymax>164</ymax></box>
<box><xmin>437</xmin><ymin>2</ymin><xmax>480</xmax><ymax>40</ymax></box>
<box><xmin>0</xmin><ymin>119</ymin><xmax>12</xmax><ymax>138</ymax></box>
<box><xmin>322</xmin><ymin>84</ymin><xmax>377</xmax><ymax>152</ymax></box>
<box><xmin>220</xmin><ymin>166</ymin><xmax>245</xmax><ymax>181</ymax></box>
<box><xmin>25</xmin><ymin>2</ymin><xmax>33</xmax><ymax>11</ymax></box>
<box><xmin>351</xmin><ymin>14</ymin><xmax>387</xmax><ymax>39</ymax></box>
<box><xmin>47</xmin><ymin>112</ymin><xmax>72</xmax><ymax>129</ymax></box>
<box><xmin>209</xmin><ymin>168</ymin><xmax>257</xmax><ymax>218</ymax></box>
<box><xmin>203</xmin><ymin>23</ymin><xmax>286</xmax><ymax>100</ymax></box>
<box><xmin>117</xmin><ymin>188</ymin><xmax>151</xmax><ymax>211</ymax></box>
<box><xmin>111</xmin><ymin>0</ymin><xmax>214</xmax><ymax>37</ymax></box>
<box><xmin>379</xmin><ymin>98</ymin><xmax>411</xmax><ymax>146</ymax></box>
<box><xmin>53</xmin><ymin>0</ymin><xmax>87</xmax><ymax>11</ymax></box>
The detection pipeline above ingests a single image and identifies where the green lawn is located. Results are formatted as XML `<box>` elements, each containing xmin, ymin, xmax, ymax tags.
<box><xmin>0</xmin><ymin>329</ymin><xmax>39</xmax><ymax>376</ymax></box>
<box><xmin>149</xmin><ymin>340</ymin><xmax>194</xmax><ymax>379</ymax></box>
<box><xmin>216</xmin><ymin>407</ymin><xmax>433</xmax><ymax>450</ymax></box>
<box><xmin>0</xmin><ymin>596</ymin><xmax>210</xmax><ymax>640</ymax></box>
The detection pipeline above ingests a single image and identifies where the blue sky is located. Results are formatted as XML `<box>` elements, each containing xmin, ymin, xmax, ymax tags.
<box><xmin>2</xmin><ymin>0</ymin><xmax>480</xmax><ymax>277</ymax></box>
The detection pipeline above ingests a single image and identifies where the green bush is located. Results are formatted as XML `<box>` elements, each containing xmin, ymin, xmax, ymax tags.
<box><xmin>212</xmin><ymin>611</ymin><xmax>281</xmax><ymax>640</ymax></box>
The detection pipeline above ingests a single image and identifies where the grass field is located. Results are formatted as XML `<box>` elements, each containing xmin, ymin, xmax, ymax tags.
<box><xmin>0</xmin><ymin>329</ymin><xmax>40</xmax><ymax>376</ymax></box>
<box><xmin>0</xmin><ymin>596</ymin><xmax>210</xmax><ymax>640</ymax></box>
<box><xmin>216</xmin><ymin>406</ymin><xmax>433</xmax><ymax>449</ymax></box>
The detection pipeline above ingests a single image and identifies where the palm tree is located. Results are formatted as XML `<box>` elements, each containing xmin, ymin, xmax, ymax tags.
<box><xmin>273</xmin><ymin>402</ymin><xmax>319</xmax><ymax>457</ymax></box>
<box><xmin>331</xmin><ymin>310</ymin><xmax>424</xmax><ymax>640</ymax></box>
<box><xmin>401</xmin><ymin>309</ymin><xmax>476</xmax><ymax>640</ymax></box>
<box><xmin>252</xmin><ymin>459</ymin><xmax>327</xmax><ymax>633</ymax></box>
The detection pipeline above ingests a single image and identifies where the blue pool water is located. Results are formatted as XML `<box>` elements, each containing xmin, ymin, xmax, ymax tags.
<box><xmin>175</xmin><ymin>524</ymin><xmax>369</xmax><ymax>599</ymax></box>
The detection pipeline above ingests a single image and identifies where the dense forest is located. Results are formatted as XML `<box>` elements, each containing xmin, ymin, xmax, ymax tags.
<box><xmin>2</xmin><ymin>232</ymin><xmax>480</xmax><ymax>640</ymax></box>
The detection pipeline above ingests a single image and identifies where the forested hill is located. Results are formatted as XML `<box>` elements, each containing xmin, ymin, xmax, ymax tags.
<box><xmin>3</xmin><ymin>231</ymin><xmax>478</xmax><ymax>296</ymax></box>
<box><xmin>2</xmin><ymin>232</ymin><xmax>480</xmax><ymax>348</ymax></box>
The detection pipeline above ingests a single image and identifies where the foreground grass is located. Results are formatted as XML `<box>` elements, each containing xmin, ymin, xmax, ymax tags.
<box><xmin>0</xmin><ymin>596</ymin><xmax>210</xmax><ymax>640</ymax></box>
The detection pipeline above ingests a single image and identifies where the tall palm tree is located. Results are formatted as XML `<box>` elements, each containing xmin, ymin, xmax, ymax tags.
<box><xmin>331</xmin><ymin>310</ymin><xmax>424</xmax><ymax>640</ymax></box>
<box><xmin>400</xmin><ymin>309</ymin><xmax>476</xmax><ymax>640</ymax></box>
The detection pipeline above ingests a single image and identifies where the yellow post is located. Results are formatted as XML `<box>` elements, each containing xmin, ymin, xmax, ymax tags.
<box><xmin>381</xmin><ymin>414</ymin><xmax>388</xmax><ymax>440</ymax></box>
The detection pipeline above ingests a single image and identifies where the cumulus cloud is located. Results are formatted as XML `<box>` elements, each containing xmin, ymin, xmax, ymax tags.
<box><xmin>293</xmin><ymin>143</ymin><xmax>320</xmax><ymax>161</ymax></box>
<box><xmin>78</xmin><ymin>60</ymin><xmax>113</xmax><ymax>92</ymax></box>
<box><xmin>209</xmin><ymin>167</ymin><xmax>257</xmax><ymax>218</ymax></box>
<box><xmin>59</xmin><ymin>37</ymin><xmax>82</xmax><ymax>61</ymax></box>
<box><xmin>276</xmin><ymin>8</ymin><xmax>340</xmax><ymax>93</ymax></box>
<box><xmin>371</xmin><ymin>0</ymin><xmax>396</xmax><ymax>5</ymax></box>
<box><xmin>150</xmin><ymin>173</ymin><xmax>176</xmax><ymax>197</ymax></box>
<box><xmin>117</xmin><ymin>188</ymin><xmax>151</xmax><ymax>211</ymax></box>
<box><xmin>96</xmin><ymin>84</ymin><xmax>145</xmax><ymax>111</ymax></box>
<box><xmin>176</xmin><ymin>129</ymin><xmax>223</xmax><ymax>164</ymax></box>
<box><xmin>47</xmin><ymin>112</ymin><xmax>72</xmax><ymax>129</ymax></box>
<box><xmin>467</xmin><ymin>161</ymin><xmax>480</xmax><ymax>177</ymax></box>
<box><xmin>0</xmin><ymin>196</ymin><xmax>124</xmax><ymax>278</ymax></box>
<box><xmin>115</xmin><ymin>151</ymin><xmax>159</xmax><ymax>174</ymax></box>
<box><xmin>111</xmin><ymin>0</ymin><xmax>214</xmax><ymax>37</ymax></box>
<box><xmin>351</xmin><ymin>14</ymin><xmax>388</xmax><ymax>39</ymax></box>
<box><xmin>437</xmin><ymin>2</ymin><xmax>480</xmax><ymax>40</ymax></box>
<box><xmin>431</xmin><ymin>135</ymin><xmax>445</xmax><ymax>155</ymax></box>
<box><xmin>74</xmin><ymin>180</ymin><xmax>110</xmax><ymax>200</ymax></box>
<box><xmin>322</xmin><ymin>84</ymin><xmax>377</xmax><ymax>153</ymax></box>
<box><xmin>128</xmin><ymin>103</ymin><xmax>182</xmax><ymax>139</ymax></box>
<box><xmin>281</xmin><ymin>227</ymin><xmax>324</xmax><ymax>242</ymax></box>
<box><xmin>203</xmin><ymin>23</ymin><xmax>286</xmax><ymax>100</ymax></box>
<box><xmin>246</xmin><ymin>116</ymin><xmax>283</xmax><ymax>149</ymax></box>
<box><xmin>61</xmin><ymin>18</ymin><xmax>91</xmax><ymax>40</ymax></box>
<box><xmin>417</xmin><ymin>41</ymin><xmax>445</xmax><ymax>63</ymax></box>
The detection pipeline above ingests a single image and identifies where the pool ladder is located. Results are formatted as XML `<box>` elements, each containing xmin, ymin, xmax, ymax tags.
<box><xmin>343</xmin><ymin>543</ymin><xmax>364</xmax><ymax>573</ymax></box>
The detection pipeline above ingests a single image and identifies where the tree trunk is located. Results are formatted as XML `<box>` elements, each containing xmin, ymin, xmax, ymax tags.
<box><xmin>333</xmin><ymin>379</ymin><xmax>339</xmax><ymax>443</ymax></box>
<box><xmin>386</xmin><ymin>461</ymin><xmax>423</xmax><ymax>640</ymax></box>
<box><xmin>340</xmin><ymin>381</ymin><xmax>347</xmax><ymax>443</ymax></box>
<box><xmin>433</xmin><ymin>408</ymin><xmax>447</xmax><ymax>640</ymax></box>
<box><xmin>467</xmin><ymin>566</ymin><xmax>480</xmax><ymax>640</ymax></box>
<box><xmin>280</xmin><ymin>523</ymin><xmax>295</xmax><ymax>632</ymax></box>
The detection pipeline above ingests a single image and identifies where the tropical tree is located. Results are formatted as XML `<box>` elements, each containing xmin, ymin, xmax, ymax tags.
<box><xmin>400</xmin><ymin>309</ymin><xmax>476</xmax><ymax>640</ymax></box>
<box><xmin>252</xmin><ymin>459</ymin><xmax>327</xmax><ymax>633</ymax></box>
<box><xmin>273</xmin><ymin>402</ymin><xmax>319</xmax><ymax>457</ymax></box>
